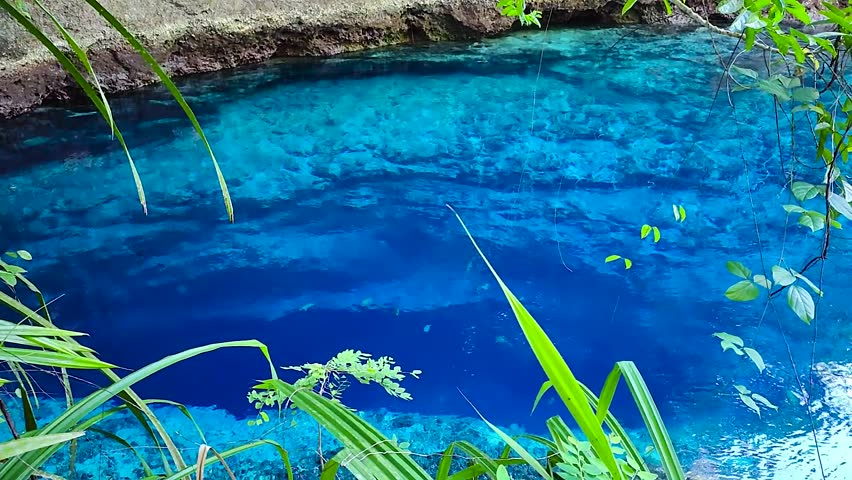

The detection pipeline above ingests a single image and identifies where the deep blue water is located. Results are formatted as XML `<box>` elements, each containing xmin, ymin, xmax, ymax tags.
<box><xmin>3</xmin><ymin>27</ymin><xmax>852</xmax><ymax>478</ymax></box>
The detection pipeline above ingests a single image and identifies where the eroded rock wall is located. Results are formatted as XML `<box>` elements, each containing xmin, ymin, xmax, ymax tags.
<box><xmin>0</xmin><ymin>0</ymin><xmax>675</xmax><ymax>118</ymax></box>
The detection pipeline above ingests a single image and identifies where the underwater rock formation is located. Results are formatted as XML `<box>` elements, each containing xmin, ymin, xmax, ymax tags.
<box><xmin>0</xmin><ymin>0</ymin><xmax>687</xmax><ymax>118</ymax></box>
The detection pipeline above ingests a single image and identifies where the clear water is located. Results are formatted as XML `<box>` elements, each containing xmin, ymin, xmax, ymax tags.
<box><xmin>2</xmin><ymin>27</ymin><xmax>852</xmax><ymax>478</ymax></box>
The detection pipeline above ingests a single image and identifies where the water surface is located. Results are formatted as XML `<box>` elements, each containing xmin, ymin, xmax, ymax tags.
<box><xmin>2</xmin><ymin>27</ymin><xmax>851</xmax><ymax>479</ymax></box>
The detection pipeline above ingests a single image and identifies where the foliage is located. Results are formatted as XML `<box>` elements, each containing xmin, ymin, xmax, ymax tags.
<box><xmin>0</xmin><ymin>0</ymin><xmax>234</xmax><ymax>221</ymax></box>
<box><xmin>248</xmin><ymin>349</ymin><xmax>420</xmax><ymax>425</ymax></box>
<box><xmin>0</xmin><ymin>252</ymin><xmax>285</xmax><ymax>479</ymax></box>
<box><xmin>497</xmin><ymin>0</ymin><xmax>543</xmax><ymax>26</ymax></box>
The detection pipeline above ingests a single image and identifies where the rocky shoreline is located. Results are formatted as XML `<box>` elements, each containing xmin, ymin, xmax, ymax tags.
<box><xmin>0</xmin><ymin>0</ymin><xmax>692</xmax><ymax>119</ymax></box>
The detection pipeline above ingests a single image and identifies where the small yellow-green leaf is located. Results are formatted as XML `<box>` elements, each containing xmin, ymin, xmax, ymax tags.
<box><xmin>623</xmin><ymin>258</ymin><xmax>633</xmax><ymax>270</ymax></box>
<box><xmin>753</xmin><ymin>274</ymin><xmax>772</xmax><ymax>289</ymax></box>
<box><xmin>652</xmin><ymin>227</ymin><xmax>660</xmax><ymax>243</ymax></box>
<box><xmin>713</xmin><ymin>332</ymin><xmax>744</xmax><ymax>347</ymax></box>
<box><xmin>726</xmin><ymin>261</ymin><xmax>751</xmax><ymax>279</ymax></box>
<box><xmin>605</xmin><ymin>255</ymin><xmax>621</xmax><ymax>263</ymax></box>
<box><xmin>725</xmin><ymin>280</ymin><xmax>759</xmax><ymax>301</ymax></box>
<box><xmin>16</xmin><ymin>250</ymin><xmax>32</xmax><ymax>261</ymax></box>
<box><xmin>743</xmin><ymin>347</ymin><xmax>765</xmax><ymax>373</ymax></box>
<box><xmin>739</xmin><ymin>394</ymin><xmax>761</xmax><ymax>416</ymax></box>
<box><xmin>641</xmin><ymin>224</ymin><xmax>651</xmax><ymax>239</ymax></box>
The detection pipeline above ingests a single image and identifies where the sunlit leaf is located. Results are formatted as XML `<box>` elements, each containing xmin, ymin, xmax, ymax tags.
<box><xmin>652</xmin><ymin>227</ymin><xmax>660</xmax><ymax>243</ymax></box>
<box><xmin>828</xmin><ymin>192</ymin><xmax>852</xmax><ymax>220</ymax></box>
<box><xmin>739</xmin><ymin>394</ymin><xmax>761</xmax><ymax>416</ymax></box>
<box><xmin>753</xmin><ymin>274</ymin><xmax>772</xmax><ymax>289</ymax></box>
<box><xmin>15</xmin><ymin>250</ymin><xmax>32</xmax><ymax>261</ymax></box>
<box><xmin>605</xmin><ymin>255</ymin><xmax>621</xmax><ymax>263</ymax></box>
<box><xmin>792</xmin><ymin>271</ymin><xmax>823</xmax><ymax>296</ymax></box>
<box><xmin>734</xmin><ymin>385</ymin><xmax>750</xmax><ymax>395</ymax></box>
<box><xmin>743</xmin><ymin>348</ymin><xmax>765</xmax><ymax>373</ymax></box>
<box><xmin>751</xmin><ymin>393</ymin><xmax>778</xmax><ymax>411</ymax></box>
<box><xmin>725</xmin><ymin>281</ymin><xmax>759</xmax><ymax>301</ymax></box>
<box><xmin>624</xmin><ymin>258</ymin><xmax>633</xmax><ymax>270</ymax></box>
<box><xmin>726</xmin><ymin>261</ymin><xmax>751</xmax><ymax>279</ymax></box>
<box><xmin>771</xmin><ymin>266</ymin><xmax>796</xmax><ymax>286</ymax></box>
<box><xmin>641</xmin><ymin>224</ymin><xmax>651</xmax><ymax>239</ymax></box>
<box><xmin>787</xmin><ymin>285</ymin><xmax>815</xmax><ymax>323</ymax></box>
<box><xmin>712</xmin><ymin>332</ymin><xmax>744</xmax><ymax>347</ymax></box>
<box><xmin>718</xmin><ymin>0</ymin><xmax>744</xmax><ymax>14</ymax></box>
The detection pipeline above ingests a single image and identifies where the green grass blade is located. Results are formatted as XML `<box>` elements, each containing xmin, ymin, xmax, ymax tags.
<box><xmin>0</xmin><ymin>340</ymin><xmax>273</xmax><ymax>480</ymax></box>
<box><xmin>530</xmin><ymin>380</ymin><xmax>552</xmax><ymax>415</ymax></box>
<box><xmin>437</xmin><ymin>441</ymin><xmax>501</xmax><ymax>480</ymax></box>
<box><xmin>614</xmin><ymin>361</ymin><xmax>685</xmax><ymax>479</ymax></box>
<box><xmin>0</xmin><ymin>0</ymin><xmax>147</xmax><ymax>214</ymax></box>
<box><xmin>19</xmin><ymin>382</ymin><xmax>37</xmax><ymax>432</ymax></box>
<box><xmin>0</xmin><ymin>433</ymin><xmax>83</xmax><ymax>461</ymax></box>
<box><xmin>450</xmin><ymin>205</ymin><xmax>622</xmax><ymax>479</ymax></box>
<box><xmin>32</xmin><ymin>0</ymin><xmax>114</xmax><ymax>135</ymax></box>
<box><xmin>82</xmin><ymin>0</ymin><xmax>234</xmax><ymax>222</ymax></box>
<box><xmin>88</xmin><ymin>427</ymin><xmax>155</xmax><ymax>477</ymax></box>
<box><xmin>155</xmin><ymin>440</ymin><xmax>291</xmax><ymax>480</ymax></box>
<box><xmin>0</xmin><ymin>321</ymin><xmax>85</xmax><ymax>338</ymax></box>
<box><xmin>0</xmin><ymin>347</ymin><xmax>115</xmax><ymax>369</ymax></box>
<box><xmin>579</xmin><ymin>383</ymin><xmax>647</xmax><ymax>472</ymax></box>
<box><xmin>257</xmin><ymin>379</ymin><xmax>431</xmax><ymax>480</ymax></box>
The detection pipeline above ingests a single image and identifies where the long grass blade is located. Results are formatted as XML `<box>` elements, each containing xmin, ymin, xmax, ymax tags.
<box><xmin>256</xmin><ymin>379</ymin><xmax>431</xmax><ymax>480</ymax></box>
<box><xmin>155</xmin><ymin>440</ymin><xmax>292</xmax><ymax>480</ymax></box>
<box><xmin>0</xmin><ymin>347</ymin><xmax>115</xmax><ymax>369</ymax></box>
<box><xmin>609</xmin><ymin>361</ymin><xmax>685</xmax><ymax>479</ymax></box>
<box><xmin>579</xmin><ymin>383</ymin><xmax>647</xmax><ymax>472</ymax></box>
<box><xmin>82</xmin><ymin>0</ymin><xmax>234</xmax><ymax>222</ymax></box>
<box><xmin>0</xmin><ymin>0</ymin><xmax>147</xmax><ymax>214</ymax></box>
<box><xmin>436</xmin><ymin>441</ymin><xmax>501</xmax><ymax>480</ymax></box>
<box><xmin>0</xmin><ymin>340</ymin><xmax>274</xmax><ymax>480</ymax></box>
<box><xmin>449</xmin><ymin>205</ymin><xmax>622</xmax><ymax>479</ymax></box>
<box><xmin>0</xmin><ymin>432</ymin><xmax>83</xmax><ymax>461</ymax></box>
<box><xmin>88</xmin><ymin>427</ymin><xmax>155</xmax><ymax>477</ymax></box>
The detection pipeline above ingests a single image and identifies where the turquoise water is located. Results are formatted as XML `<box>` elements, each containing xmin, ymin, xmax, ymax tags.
<box><xmin>2</xmin><ymin>27</ymin><xmax>852</xmax><ymax>478</ymax></box>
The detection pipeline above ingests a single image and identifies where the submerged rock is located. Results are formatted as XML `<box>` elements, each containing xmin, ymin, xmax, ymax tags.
<box><xmin>0</xmin><ymin>0</ymin><xmax>699</xmax><ymax>118</ymax></box>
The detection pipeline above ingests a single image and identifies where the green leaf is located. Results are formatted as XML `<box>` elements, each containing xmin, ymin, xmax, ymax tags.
<box><xmin>751</xmin><ymin>393</ymin><xmax>778</xmax><ymax>411</ymax></box>
<box><xmin>641</xmin><ymin>224</ymin><xmax>651</xmax><ymax>239</ymax></box>
<box><xmin>828</xmin><ymin>192</ymin><xmax>852</xmax><ymax>220</ymax></box>
<box><xmin>652</xmin><ymin>226</ymin><xmax>661</xmax><ymax>243</ymax></box>
<box><xmin>531</xmin><ymin>380</ymin><xmax>553</xmax><ymax>415</ymax></box>
<box><xmin>772</xmin><ymin>266</ymin><xmax>796</xmax><ymax>286</ymax></box>
<box><xmin>734</xmin><ymin>385</ymin><xmax>750</xmax><ymax>395</ymax></box>
<box><xmin>720</xmin><ymin>341</ymin><xmax>743</xmax><ymax>355</ymax></box>
<box><xmin>787</xmin><ymin>285</ymin><xmax>815</xmax><ymax>323</ymax></box>
<box><xmin>730</xmin><ymin>65</ymin><xmax>759</xmax><ymax>80</ymax></box>
<box><xmin>637</xmin><ymin>472</ymin><xmax>658</xmax><ymax>480</ymax></box>
<box><xmin>718</xmin><ymin>0</ymin><xmax>744</xmax><ymax>14</ymax></box>
<box><xmin>4</xmin><ymin>252</ymin><xmax>17</xmax><ymax>259</ymax></box>
<box><xmin>798</xmin><ymin>212</ymin><xmax>826</xmax><ymax>232</ymax></box>
<box><xmin>792</xmin><ymin>271</ymin><xmax>823</xmax><ymax>296</ymax></box>
<box><xmin>782</xmin><ymin>204</ymin><xmax>807</xmax><ymax>214</ymax></box>
<box><xmin>605</xmin><ymin>255</ymin><xmax>621</xmax><ymax>263</ymax></box>
<box><xmin>624</xmin><ymin>258</ymin><xmax>633</xmax><ymax>270</ymax></box>
<box><xmin>0</xmin><ymin>272</ymin><xmax>17</xmax><ymax>287</ymax></box>
<box><xmin>739</xmin><ymin>394</ymin><xmax>761</xmax><ymax>416</ymax></box>
<box><xmin>743</xmin><ymin>348</ymin><xmax>765</xmax><ymax>373</ymax></box>
<box><xmin>497</xmin><ymin>465</ymin><xmax>512</xmax><ymax>480</ymax></box>
<box><xmin>678</xmin><ymin>205</ymin><xmax>686</xmax><ymax>222</ymax></box>
<box><xmin>15</xmin><ymin>250</ymin><xmax>32</xmax><ymax>261</ymax></box>
<box><xmin>0</xmin><ymin>348</ymin><xmax>115</xmax><ymax>369</ymax></box>
<box><xmin>753</xmin><ymin>275</ymin><xmax>772</xmax><ymax>289</ymax></box>
<box><xmin>0</xmin><ymin>433</ymin><xmax>84</xmax><ymax>461</ymax></box>
<box><xmin>622</xmin><ymin>0</ymin><xmax>639</xmax><ymax>14</ymax></box>
<box><xmin>712</xmin><ymin>332</ymin><xmax>744</xmax><ymax>347</ymax></box>
<box><xmin>725</xmin><ymin>281</ymin><xmax>759</xmax><ymax>301</ymax></box>
<box><xmin>791</xmin><ymin>87</ymin><xmax>820</xmax><ymax>103</ymax></box>
<box><xmin>726</xmin><ymin>261</ymin><xmax>751</xmax><ymax>279</ymax></box>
